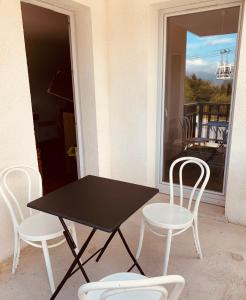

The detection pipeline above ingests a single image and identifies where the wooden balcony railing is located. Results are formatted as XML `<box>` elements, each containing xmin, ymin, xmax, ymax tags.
<box><xmin>183</xmin><ymin>102</ymin><xmax>230</xmax><ymax>144</ymax></box>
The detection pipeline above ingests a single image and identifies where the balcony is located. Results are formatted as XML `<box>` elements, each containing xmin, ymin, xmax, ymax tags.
<box><xmin>0</xmin><ymin>194</ymin><xmax>246</xmax><ymax>299</ymax></box>
<box><xmin>184</xmin><ymin>102</ymin><xmax>230</xmax><ymax>145</ymax></box>
<box><xmin>163</xmin><ymin>102</ymin><xmax>230</xmax><ymax>193</ymax></box>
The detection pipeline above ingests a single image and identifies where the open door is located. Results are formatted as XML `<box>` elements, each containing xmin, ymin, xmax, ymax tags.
<box><xmin>21</xmin><ymin>2</ymin><xmax>80</xmax><ymax>193</ymax></box>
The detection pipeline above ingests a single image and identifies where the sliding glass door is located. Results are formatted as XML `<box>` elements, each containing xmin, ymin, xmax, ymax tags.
<box><xmin>160</xmin><ymin>5</ymin><xmax>241</xmax><ymax>202</ymax></box>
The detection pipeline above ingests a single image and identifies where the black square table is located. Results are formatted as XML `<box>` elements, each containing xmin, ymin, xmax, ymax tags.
<box><xmin>28</xmin><ymin>175</ymin><xmax>159</xmax><ymax>299</ymax></box>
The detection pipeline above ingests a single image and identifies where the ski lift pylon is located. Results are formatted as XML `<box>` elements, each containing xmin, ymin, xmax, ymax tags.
<box><xmin>216</xmin><ymin>49</ymin><xmax>234</xmax><ymax>80</ymax></box>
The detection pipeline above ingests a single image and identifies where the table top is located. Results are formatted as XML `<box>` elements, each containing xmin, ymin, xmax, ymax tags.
<box><xmin>28</xmin><ymin>175</ymin><xmax>158</xmax><ymax>232</ymax></box>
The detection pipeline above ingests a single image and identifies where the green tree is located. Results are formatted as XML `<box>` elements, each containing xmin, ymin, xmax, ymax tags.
<box><xmin>184</xmin><ymin>78</ymin><xmax>194</xmax><ymax>103</ymax></box>
<box><xmin>184</xmin><ymin>74</ymin><xmax>232</xmax><ymax>104</ymax></box>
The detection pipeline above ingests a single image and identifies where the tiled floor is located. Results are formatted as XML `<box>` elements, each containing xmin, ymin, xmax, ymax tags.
<box><xmin>1</xmin><ymin>194</ymin><xmax>246</xmax><ymax>299</ymax></box>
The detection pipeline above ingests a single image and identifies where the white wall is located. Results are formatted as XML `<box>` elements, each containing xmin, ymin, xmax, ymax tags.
<box><xmin>107</xmin><ymin>0</ymin><xmax>158</xmax><ymax>185</ymax></box>
<box><xmin>106</xmin><ymin>0</ymin><xmax>246</xmax><ymax>225</ymax></box>
<box><xmin>85</xmin><ymin>0</ymin><xmax>111</xmax><ymax>178</ymax></box>
<box><xmin>1</xmin><ymin>0</ymin><xmax>246</xmax><ymax>263</ymax></box>
<box><xmin>106</xmin><ymin>0</ymin><xmax>185</xmax><ymax>186</ymax></box>
<box><xmin>225</xmin><ymin>3</ymin><xmax>246</xmax><ymax>225</ymax></box>
<box><xmin>74</xmin><ymin>0</ymin><xmax>111</xmax><ymax>177</ymax></box>
<box><xmin>0</xmin><ymin>0</ymin><xmax>38</xmax><ymax>261</ymax></box>
<box><xmin>0</xmin><ymin>0</ymin><xmax>109</xmax><ymax>262</ymax></box>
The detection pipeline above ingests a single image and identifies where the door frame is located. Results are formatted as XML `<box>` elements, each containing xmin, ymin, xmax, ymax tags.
<box><xmin>21</xmin><ymin>0</ymin><xmax>85</xmax><ymax>178</ymax></box>
<box><xmin>156</xmin><ymin>0</ymin><xmax>243</xmax><ymax>206</ymax></box>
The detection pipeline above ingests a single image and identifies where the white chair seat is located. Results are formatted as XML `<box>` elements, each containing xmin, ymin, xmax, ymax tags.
<box><xmin>143</xmin><ymin>203</ymin><xmax>193</xmax><ymax>230</ymax></box>
<box><xmin>18</xmin><ymin>212</ymin><xmax>69</xmax><ymax>242</ymax></box>
<box><xmin>86</xmin><ymin>273</ymin><xmax>162</xmax><ymax>300</ymax></box>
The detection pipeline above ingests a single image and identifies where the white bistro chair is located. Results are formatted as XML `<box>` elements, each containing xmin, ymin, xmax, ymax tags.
<box><xmin>0</xmin><ymin>165</ymin><xmax>78</xmax><ymax>293</ymax></box>
<box><xmin>78</xmin><ymin>272</ymin><xmax>185</xmax><ymax>300</ymax></box>
<box><xmin>136</xmin><ymin>157</ymin><xmax>210</xmax><ymax>275</ymax></box>
<box><xmin>181</xmin><ymin>116</ymin><xmax>210</xmax><ymax>149</ymax></box>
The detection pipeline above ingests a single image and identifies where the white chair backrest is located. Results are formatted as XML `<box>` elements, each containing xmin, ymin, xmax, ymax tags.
<box><xmin>0</xmin><ymin>165</ymin><xmax>42</xmax><ymax>228</ymax></box>
<box><xmin>169</xmin><ymin>157</ymin><xmax>210</xmax><ymax>215</ymax></box>
<box><xmin>180</xmin><ymin>116</ymin><xmax>193</xmax><ymax>141</ymax></box>
<box><xmin>78</xmin><ymin>275</ymin><xmax>185</xmax><ymax>300</ymax></box>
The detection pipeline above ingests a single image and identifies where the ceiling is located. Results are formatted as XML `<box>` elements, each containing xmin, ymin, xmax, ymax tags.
<box><xmin>169</xmin><ymin>6</ymin><xmax>240</xmax><ymax>36</ymax></box>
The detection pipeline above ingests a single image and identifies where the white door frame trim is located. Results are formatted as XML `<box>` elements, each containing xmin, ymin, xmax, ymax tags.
<box><xmin>21</xmin><ymin>0</ymin><xmax>85</xmax><ymax>178</ymax></box>
<box><xmin>156</xmin><ymin>0</ymin><xmax>243</xmax><ymax>206</ymax></box>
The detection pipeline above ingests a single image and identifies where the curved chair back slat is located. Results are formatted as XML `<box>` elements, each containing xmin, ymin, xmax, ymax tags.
<box><xmin>101</xmin><ymin>286</ymin><xmax>167</xmax><ymax>300</ymax></box>
<box><xmin>180</xmin><ymin>116</ymin><xmax>192</xmax><ymax>143</ymax></box>
<box><xmin>0</xmin><ymin>165</ymin><xmax>42</xmax><ymax>228</ymax></box>
<box><xmin>78</xmin><ymin>274</ymin><xmax>185</xmax><ymax>300</ymax></box>
<box><xmin>169</xmin><ymin>157</ymin><xmax>210</xmax><ymax>216</ymax></box>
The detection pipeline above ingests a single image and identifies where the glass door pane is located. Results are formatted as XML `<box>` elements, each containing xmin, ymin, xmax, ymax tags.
<box><xmin>163</xmin><ymin>6</ymin><xmax>240</xmax><ymax>193</ymax></box>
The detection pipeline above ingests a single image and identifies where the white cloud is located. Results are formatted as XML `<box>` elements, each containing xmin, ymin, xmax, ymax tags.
<box><xmin>187</xmin><ymin>36</ymin><xmax>236</xmax><ymax>50</ymax></box>
<box><xmin>206</xmin><ymin>37</ymin><xmax>235</xmax><ymax>46</ymax></box>
<box><xmin>187</xmin><ymin>43</ymin><xmax>200</xmax><ymax>50</ymax></box>
<box><xmin>186</xmin><ymin>58</ymin><xmax>218</xmax><ymax>75</ymax></box>
<box><xmin>186</xmin><ymin>58</ymin><xmax>207</xmax><ymax>66</ymax></box>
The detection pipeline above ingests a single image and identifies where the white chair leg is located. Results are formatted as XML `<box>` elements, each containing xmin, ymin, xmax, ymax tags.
<box><xmin>15</xmin><ymin>237</ymin><xmax>21</xmax><ymax>269</ymax></box>
<box><xmin>12</xmin><ymin>231</ymin><xmax>19</xmax><ymax>274</ymax></box>
<box><xmin>41</xmin><ymin>240</ymin><xmax>55</xmax><ymax>293</ymax></box>
<box><xmin>192</xmin><ymin>225</ymin><xmax>199</xmax><ymax>257</ymax></box>
<box><xmin>136</xmin><ymin>219</ymin><xmax>145</xmax><ymax>259</ymax></box>
<box><xmin>163</xmin><ymin>229</ymin><xmax>172</xmax><ymax>275</ymax></box>
<box><xmin>194</xmin><ymin>219</ymin><xmax>203</xmax><ymax>259</ymax></box>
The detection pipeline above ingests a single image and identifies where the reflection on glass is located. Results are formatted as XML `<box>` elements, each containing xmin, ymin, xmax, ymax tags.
<box><xmin>163</xmin><ymin>7</ymin><xmax>240</xmax><ymax>192</ymax></box>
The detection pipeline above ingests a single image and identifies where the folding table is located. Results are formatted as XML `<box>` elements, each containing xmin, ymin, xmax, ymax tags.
<box><xmin>27</xmin><ymin>175</ymin><xmax>158</xmax><ymax>299</ymax></box>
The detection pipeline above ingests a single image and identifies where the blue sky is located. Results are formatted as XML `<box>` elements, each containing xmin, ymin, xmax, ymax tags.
<box><xmin>186</xmin><ymin>31</ymin><xmax>237</xmax><ymax>81</ymax></box>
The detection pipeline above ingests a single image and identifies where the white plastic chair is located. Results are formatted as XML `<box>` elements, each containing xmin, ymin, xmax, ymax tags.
<box><xmin>0</xmin><ymin>165</ymin><xmax>78</xmax><ymax>293</ymax></box>
<box><xmin>136</xmin><ymin>157</ymin><xmax>210</xmax><ymax>275</ymax></box>
<box><xmin>78</xmin><ymin>272</ymin><xmax>185</xmax><ymax>300</ymax></box>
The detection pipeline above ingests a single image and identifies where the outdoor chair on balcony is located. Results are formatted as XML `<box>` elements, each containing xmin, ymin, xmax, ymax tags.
<box><xmin>181</xmin><ymin>116</ymin><xmax>210</xmax><ymax>149</ymax></box>
<box><xmin>0</xmin><ymin>165</ymin><xmax>78</xmax><ymax>293</ymax></box>
<box><xmin>136</xmin><ymin>157</ymin><xmax>210</xmax><ymax>275</ymax></box>
<box><xmin>78</xmin><ymin>272</ymin><xmax>185</xmax><ymax>300</ymax></box>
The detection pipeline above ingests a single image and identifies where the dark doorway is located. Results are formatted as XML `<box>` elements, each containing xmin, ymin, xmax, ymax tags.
<box><xmin>21</xmin><ymin>2</ymin><xmax>78</xmax><ymax>194</ymax></box>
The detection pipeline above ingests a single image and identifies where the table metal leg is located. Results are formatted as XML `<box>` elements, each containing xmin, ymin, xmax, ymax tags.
<box><xmin>59</xmin><ymin>218</ymin><xmax>89</xmax><ymax>281</ymax></box>
<box><xmin>117</xmin><ymin>229</ymin><xmax>145</xmax><ymax>275</ymax></box>
<box><xmin>96</xmin><ymin>228</ymin><xmax>145</xmax><ymax>275</ymax></box>
<box><xmin>59</xmin><ymin>218</ymin><xmax>77</xmax><ymax>249</ymax></box>
<box><xmin>50</xmin><ymin>224</ymin><xmax>145</xmax><ymax>299</ymax></box>
<box><xmin>96</xmin><ymin>230</ymin><xmax>117</xmax><ymax>262</ymax></box>
<box><xmin>50</xmin><ymin>226</ymin><xmax>96</xmax><ymax>300</ymax></box>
